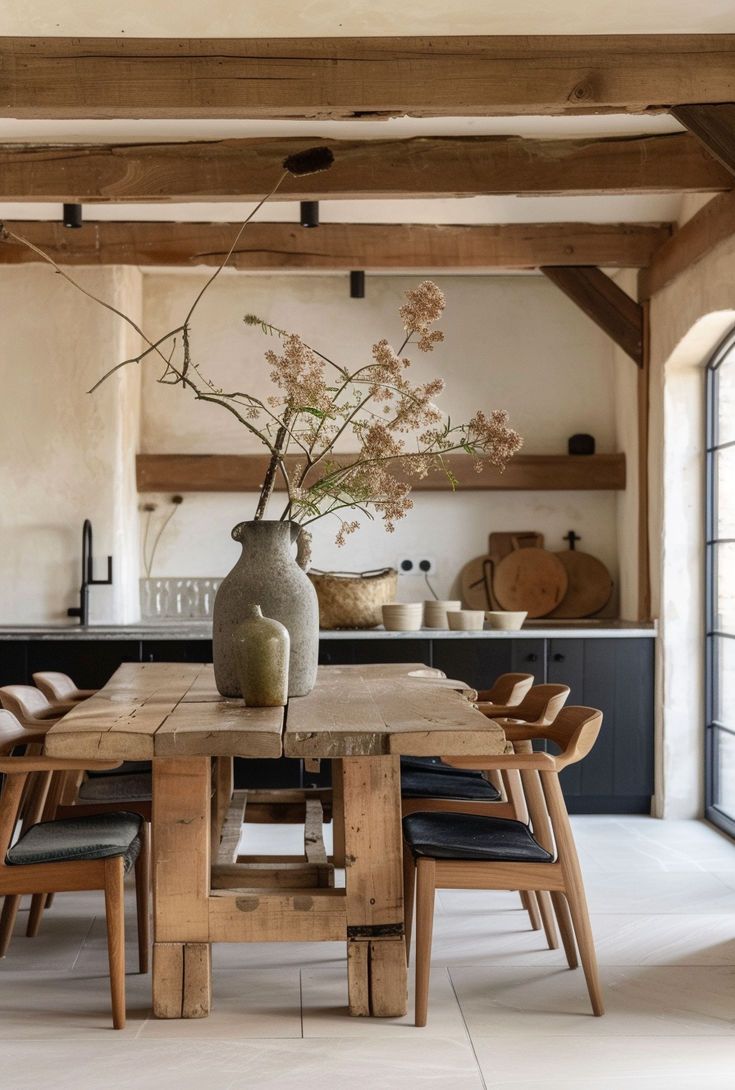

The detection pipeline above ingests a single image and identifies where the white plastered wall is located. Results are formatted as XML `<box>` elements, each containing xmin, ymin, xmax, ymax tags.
<box><xmin>648</xmin><ymin>236</ymin><xmax>735</xmax><ymax>818</ymax></box>
<box><xmin>0</xmin><ymin>264</ymin><xmax>143</xmax><ymax>624</ymax></box>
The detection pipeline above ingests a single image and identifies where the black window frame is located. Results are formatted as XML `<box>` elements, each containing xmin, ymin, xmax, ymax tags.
<box><xmin>705</xmin><ymin>326</ymin><xmax>735</xmax><ymax>838</ymax></box>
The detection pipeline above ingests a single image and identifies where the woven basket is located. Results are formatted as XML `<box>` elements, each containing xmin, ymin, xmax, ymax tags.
<box><xmin>308</xmin><ymin>568</ymin><xmax>398</xmax><ymax>629</ymax></box>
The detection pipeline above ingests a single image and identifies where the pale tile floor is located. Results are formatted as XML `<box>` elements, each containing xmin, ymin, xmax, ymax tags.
<box><xmin>1</xmin><ymin>817</ymin><xmax>735</xmax><ymax>1089</ymax></box>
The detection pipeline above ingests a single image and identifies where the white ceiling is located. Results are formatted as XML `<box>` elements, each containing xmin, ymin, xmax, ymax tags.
<box><xmin>2</xmin><ymin>0</ymin><xmax>734</xmax><ymax>36</ymax></box>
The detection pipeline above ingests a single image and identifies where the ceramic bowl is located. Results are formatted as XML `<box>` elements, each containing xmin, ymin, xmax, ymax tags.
<box><xmin>382</xmin><ymin>603</ymin><xmax>424</xmax><ymax>632</ymax></box>
<box><xmin>484</xmin><ymin>610</ymin><xmax>528</xmax><ymax>631</ymax></box>
<box><xmin>446</xmin><ymin>609</ymin><xmax>486</xmax><ymax>631</ymax></box>
<box><xmin>422</xmin><ymin>599</ymin><xmax>462</xmax><ymax>629</ymax></box>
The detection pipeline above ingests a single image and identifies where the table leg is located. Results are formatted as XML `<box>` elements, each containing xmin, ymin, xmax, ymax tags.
<box><xmin>152</xmin><ymin>756</ymin><xmax>212</xmax><ymax>1019</ymax></box>
<box><xmin>331</xmin><ymin>758</ymin><xmax>346</xmax><ymax>867</ymax></box>
<box><xmin>342</xmin><ymin>755</ymin><xmax>407</xmax><ymax>1017</ymax></box>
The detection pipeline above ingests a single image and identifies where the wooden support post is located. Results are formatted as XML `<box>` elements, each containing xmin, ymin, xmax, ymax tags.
<box><xmin>638</xmin><ymin>302</ymin><xmax>652</xmax><ymax>621</ymax></box>
<box><xmin>210</xmin><ymin>755</ymin><xmax>233</xmax><ymax>857</ymax></box>
<box><xmin>342</xmin><ymin>756</ymin><xmax>407</xmax><ymax>1017</ymax></box>
<box><xmin>541</xmin><ymin>265</ymin><xmax>644</xmax><ymax>366</ymax></box>
<box><xmin>152</xmin><ymin>757</ymin><xmax>211</xmax><ymax>1018</ymax></box>
<box><xmin>331</xmin><ymin>758</ymin><xmax>346</xmax><ymax>867</ymax></box>
<box><xmin>671</xmin><ymin>104</ymin><xmax>735</xmax><ymax>178</ymax></box>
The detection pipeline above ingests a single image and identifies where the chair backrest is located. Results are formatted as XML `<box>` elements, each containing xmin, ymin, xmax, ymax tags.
<box><xmin>0</xmin><ymin>685</ymin><xmax>58</xmax><ymax>725</ymax></box>
<box><xmin>0</xmin><ymin>709</ymin><xmax>44</xmax><ymax>755</ymax></box>
<box><xmin>479</xmin><ymin>683</ymin><xmax>570</xmax><ymax>725</ymax></box>
<box><xmin>483</xmin><ymin>673</ymin><xmax>534</xmax><ymax>706</ymax></box>
<box><xmin>536</xmin><ymin>706</ymin><xmax>603</xmax><ymax>770</ymax></box>
<box><xmin>32</xmin><ymin>671</ymin><xmax>77</xmax><ymax>702</ymax></box>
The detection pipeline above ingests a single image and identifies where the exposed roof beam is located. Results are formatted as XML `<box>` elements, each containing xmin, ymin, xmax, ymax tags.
<box><xmin>671</xmin><ymin>104</ymin><xmax>735</xmax><ymax>178</ymax></box>
<box><xmin>0</xmin><ymin>220</ymin><xmax>671</xmax><ymax>270</ymax></box>
<box><xmin>2</xmin><ymin>36</ymin><xmax>735</xmax><ymax>120</ymax></box>
<box><xmin>638</xmin><ymin>190</ymin><xmax>735</xmax><ymax>298</ymax></box>
<box><xmin>541</xmin><ymin>266</ymin><xmax>643</xmax><ymax>365</ymax></box>
<box><xmin>0</xmin><ymin>133</ymin><xmax>729</xmax><ymax>201</ymax></box>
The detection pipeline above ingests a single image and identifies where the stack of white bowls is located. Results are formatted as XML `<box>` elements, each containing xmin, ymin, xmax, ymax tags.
<box><xmin>423</xmin><ymin>599</ymin><xmax>462</xmax><ymax>629</ymax></box>
<box><xmin>382</xmin><ymin>603</ymin><xmax>424</xmax><ymax>631</ymax></box>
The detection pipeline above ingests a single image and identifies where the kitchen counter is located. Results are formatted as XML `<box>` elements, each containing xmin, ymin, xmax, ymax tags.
<box><xmin>0</xmin><ymin>620</ymin><xmax>656</xmax><ymax>640</ymax></box>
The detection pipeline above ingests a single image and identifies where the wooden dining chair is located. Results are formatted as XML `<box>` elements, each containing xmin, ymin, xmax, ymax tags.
<box><xmin>32</xmin><ymin>672</ymin><xmax>96</xmax><ymax>705</ymax></box>
<box><xmin>475</xmin><ymin>672</ymin><xmax>534</xmax><ymax>706</ymax></box>
<box><xmin>403</xmin><ymin>706</ymin><xmax>604</xmax><ymax>1026</ymax></box>
<box><xmin>401</xmin><ymin>683</ymin><xmax>570</xmax><ymax>948</ymax></box>
<box><xmin>0</xmin><ymin>710</ymin><xmax>149</xmax><ymax>1029</ymax></box>
<box><xmin>0</xmin><ymin>685</ymin><xmax>70</xmax><ymax>727</ymax></box>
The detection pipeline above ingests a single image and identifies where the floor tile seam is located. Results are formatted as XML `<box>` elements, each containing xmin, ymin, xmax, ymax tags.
<box><xmin>446</xmin><ymin>967</ymin><xmax>489</xmax><ymax>1090</ymax></box>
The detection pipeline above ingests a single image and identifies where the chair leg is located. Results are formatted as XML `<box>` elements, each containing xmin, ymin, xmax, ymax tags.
<box><xmin>0</xmin><ymin>896</ymin><xmax>20</xmax><ymax>957</ymax></box>
<box><xmin>536</xmin><ymin>890</ymin><xmax>560</xmax><ymax>950</ymax></box>
<box><xmin>135</xmin><ymin>823</ymin><xmax>151</xmax><ymax>975</ymax></box>
<box><xmin>104</xmin><ymin>857</ymin><xmax>127</xmax><ymax>1030</ymax></box>
<box><xmin>403</xmin><ymin>845</ymin><xmax>416</xmax><ymax>965</ymax></box>
<box><xmin>551</xmin><ymin>891</ymin><xmax>578</xmax><ymax>970</ymax></box>
<box><xmin>414</xmin><ymin>858</ymin><xmax>436</xmax><ymax>1028</ymax></box>
<box><xmin>26</xmin><ymin>894</ymin><xmax>46</xmax><ymax>938</ymax></box>
<box><xmin>519</xmin><ymin>890</ymin><xmax>541</xmax><ymax>930</ymax></box>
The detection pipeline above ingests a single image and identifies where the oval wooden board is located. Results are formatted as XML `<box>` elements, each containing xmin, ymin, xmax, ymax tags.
<box><xmin>460</xmin><ymin>554</ymin><xmax>495</xmax><ymax>610</ymax></box>
<box><xmin>548</xmin><ymin>550</ymin><xmax>613</xmax><ymax>619</ymax></box>
<box><xmin>493</xmin><ymin>548</ymin><xmax>568</xmax><ymax>618</ymax></box>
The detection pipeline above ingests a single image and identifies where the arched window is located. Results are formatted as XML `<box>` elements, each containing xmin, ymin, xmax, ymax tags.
<box><xmin>706</xmin><ymin>328</ymin><xmax>735</xmax><ymax>836</ymax></box>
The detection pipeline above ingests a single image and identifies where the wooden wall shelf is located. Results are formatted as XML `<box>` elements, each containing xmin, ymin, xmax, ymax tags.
<box><xmin>136</xmin><ymin>452</ymin><xmax>626</xmax><ymax>494</ymax></box>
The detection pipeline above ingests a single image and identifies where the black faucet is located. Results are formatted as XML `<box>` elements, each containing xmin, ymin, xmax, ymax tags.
<box><xmin>67</xmin><ymin>519</ymin><xmax>113</xmax><ymax>626</ymax></box>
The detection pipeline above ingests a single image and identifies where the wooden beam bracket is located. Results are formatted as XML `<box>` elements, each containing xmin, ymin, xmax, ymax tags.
<box><xmin>541</xmin><ymin>266</ymin><xmax>644</xmax><ymax>366</ymax></box>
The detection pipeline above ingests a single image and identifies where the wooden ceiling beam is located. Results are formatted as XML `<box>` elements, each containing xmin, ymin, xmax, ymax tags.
<box><xmin>0</xmin><ymin>133</ymin><xmax>729</xmax><ymax>202</ymax></box>
<box><xmin>2</xmin><ymin>36</ymin><xmax>735</xmax><ymax>119</ymax></box>
<box><xmin>671</xmin><ymin>104</ymin><xmax>735</xmax><ymax>178</ymax></box>
<box><xmin>0</xmin><ymin>220</ymin><xmax>672</xmax><ymax>270</ymax></box>
<box><xmin>638</xmin><ymin>190</ymin><xmax>735</xmax><ymax>299</ymax></box>
<box><xmin>541</xmin><ymin>266</ymin><xmax>643</xmax><ymax>365</ymax></box>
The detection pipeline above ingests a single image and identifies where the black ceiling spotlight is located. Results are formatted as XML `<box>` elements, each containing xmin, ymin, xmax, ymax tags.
<box><xmin>350</xmin><ymin>270</ymin><xmax>365</xmax><ymax>299</ymax></box>
<box><xmin>299</xmin><ymin>200</ymin><xmax>319</xmax><ymax>228</ymax></box>
<box><xmin>63</xmin><ymin>203</ymin><xmax>83</xmax><ymax>229</ymax></box>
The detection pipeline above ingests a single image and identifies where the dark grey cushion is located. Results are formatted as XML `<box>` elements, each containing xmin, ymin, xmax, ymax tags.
<box><xmin>79</xmin><ymin>772</ymin><xmax>152</xmax><ymax>802</ymax></box>
<box><xmin>7</xmin><ymin>812</ymin><xmax>144</xmax><ymax>873</ymax></box>
<box><xmin>403</xmin><ymin>811</ymin><xmax>554</xmax><ymax>863</ymax></box>
<box><xmin>401</xmin><ymin>767</ymin><xmax>501</xmax><ymax>801</ymax></box>
<box><xmin>87</xmin><ymin>761</ymin><xmax>152</xmax><ymax>779</ymax></box>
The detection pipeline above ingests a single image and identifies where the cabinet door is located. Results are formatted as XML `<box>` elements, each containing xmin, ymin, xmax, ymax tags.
<box><xmin>0</xmin><ymin>642</ymin><xmax>29</xmax><ymax>686</ymax></box>
<box><xmin>432</xmin><ymin>639</ymin><xmax>545</xmax><ymax>692</ymax></box>
<box><xmin>548</xmin><ymin>638</ymin><xmax>654</xmax><ymax>814</ymax></box>
<box><xmin>26</xmin><ymin>640</ymin><xmax>142</xmax><ymax>690</ymax></box>
<box><xmin>320</xmin><ymin>638</ymin><xmax>433</xmax><ymax>668</ymax></box>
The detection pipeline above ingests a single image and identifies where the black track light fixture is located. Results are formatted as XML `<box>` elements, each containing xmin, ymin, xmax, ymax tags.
<box><xmin>350</xmin><ymin>270</ymin><xmax>365</xmax><ymax>299</ymax></box>
<box><xmin>63</xmin><ymin>203</ymin><xmax>83</xmax><ymax>229</ymax></box>
<box><xmin>300</xmin><ymin>200</ymin><xmax>319</xmax><ymax>228</ymax></box>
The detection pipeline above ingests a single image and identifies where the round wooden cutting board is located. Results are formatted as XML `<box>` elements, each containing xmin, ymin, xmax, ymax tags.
<box><xmin>460</xmin><ymin>554</ymin><xmax>496</xmax><ymax>610</ymax></box>
<box><xmin>492</xmin><ymin>547</ymin><xmax>568</xmax><ymax>618</ymax></box>
<box><xmin>548</xmin><ymin>549</ymin><xmax>613</xmax><ymax>618</ymax></box>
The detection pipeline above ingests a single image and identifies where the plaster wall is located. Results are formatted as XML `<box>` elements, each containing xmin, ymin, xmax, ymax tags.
<box><xmin>140</xmin><ymin>272</ymin><xmax>623</xmax><ymax>605</ymax></box>
<box><xmin>647</xmin><ymin>235</ymin><xmax>735</xmax><ymax>818</ymax></box>
<box><xmin>0</xmin><ymin>264</ymin><xmax>143</xmax><ymax>624</ymax></box>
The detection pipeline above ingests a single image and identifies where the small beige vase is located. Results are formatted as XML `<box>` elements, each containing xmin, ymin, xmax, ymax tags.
<box><xmin>232</xmin><ymin>605</ymin><xmax>290</xmax><ymax>707</ymax></box>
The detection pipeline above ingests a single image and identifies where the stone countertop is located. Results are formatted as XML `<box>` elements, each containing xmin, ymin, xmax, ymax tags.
<box><xmin>0</xmin><ymin>621</ymin><xmax>656</xmax><ymax>640</ymax></box>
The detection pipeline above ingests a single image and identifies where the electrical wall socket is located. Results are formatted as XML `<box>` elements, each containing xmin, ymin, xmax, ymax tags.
<box><xmin>398</xmin><ymin>557</ymin><xmax>436</xmax><ymax>575</ymax></box>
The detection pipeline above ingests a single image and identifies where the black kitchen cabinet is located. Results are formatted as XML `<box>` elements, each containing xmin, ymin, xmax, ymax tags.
<box><xmin>548</xmin><ymin>638</ymin><xmax>654</xmax><ymax>814</ymax></box>
<box><xmin>0</xmin><ymin>632</ymin><xmax>654</xmax><ymax>812</ymax></box>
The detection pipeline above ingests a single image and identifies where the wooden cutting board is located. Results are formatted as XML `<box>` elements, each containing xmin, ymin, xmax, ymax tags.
<box><xmin>460</xmin><ymin>554</ymin><xmax>496</xmax><ymax>609</ymax></box>
<box><xmin>492</xmin><ymin>547</ymin><xmax>568</xmax><ymax>618</ymax></box>
<box><xmin>548</xmin><ymin>532</ymin><xmax>613</xmax><ymax>618</ymax></box>
<box><xmin>488</xmin><ymin>532</ymin><xmax>544</xmax><ymax>563</ymax></box>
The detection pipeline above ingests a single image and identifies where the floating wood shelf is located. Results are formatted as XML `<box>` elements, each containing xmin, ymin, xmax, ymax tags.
<box><xmin>136</xmin><ymin>452</ymin><xmax>626</xmax><ymax>494</ymax></box>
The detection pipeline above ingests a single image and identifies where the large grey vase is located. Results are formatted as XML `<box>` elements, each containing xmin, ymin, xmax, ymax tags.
<box><xmin>213</xmin><ymin>520</ymin><xmax>318</xmax><ymax>698</ymax></box>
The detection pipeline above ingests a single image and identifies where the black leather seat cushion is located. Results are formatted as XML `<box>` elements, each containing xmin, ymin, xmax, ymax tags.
<box><xmin>403</xmin><ymin>811</ymin><xmax>554</xmax><ymax>862</ymax></box>
<box><xmin>401</xmin><ymin>766</ymin><xmax>501</xmax><ymax>801</ymax></box>
<box><xmin>87</xmin><ymin>761</ymin><xmax>152</xmax><ymax>779</ymax></box>
<box><xmin>7</xmin><ymin>811</ymin><xmax>143</xmax><ymax>873</ymax></box>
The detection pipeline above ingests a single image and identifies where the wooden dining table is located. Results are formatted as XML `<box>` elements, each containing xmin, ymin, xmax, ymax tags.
<box><xmin>44</xmin><ymin>660</ymin><xmax>506</xmax><ymax>1020</ymax></box>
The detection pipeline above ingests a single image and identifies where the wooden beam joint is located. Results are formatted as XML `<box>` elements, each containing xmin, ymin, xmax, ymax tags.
<box><xmin>541</xmin><ymin>265</ymin><xmax>644</xmax><ymax>365</ymax></box>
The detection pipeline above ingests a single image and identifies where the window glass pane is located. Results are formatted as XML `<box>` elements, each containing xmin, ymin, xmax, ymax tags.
<box><xmin>715</xmin><ymin>447</ymin><xmax>735</xmax><ymax>539</ymax></box>
<box><xmin>713</xmin><ymin>636</ymin><xmax>735</xmax><ymax>727</ymax></box>
<box><xmin>714</xmin><ymin>544</ymin><xmax>735</xmax><ymax>633</ymax></box>
<box><xmin>713</xmin><ymin>727</ymin><xmax>735</xmax><ymax>820</ymax></box>
<box><xmin>716</xmin><ymin>356</ymin><xmax>735</xmax><ymax>446</ymax></box>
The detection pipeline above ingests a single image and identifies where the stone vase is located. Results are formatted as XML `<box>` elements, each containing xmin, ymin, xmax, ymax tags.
<box><xmin>232</xmin><ymin>605</ymin><xmax>290</xmax><ymax>707</ymax></box>
<box><xmin>213</xmin><ymin>520</ymin><xmax>318</xmax><ymax>698</ymax></box>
